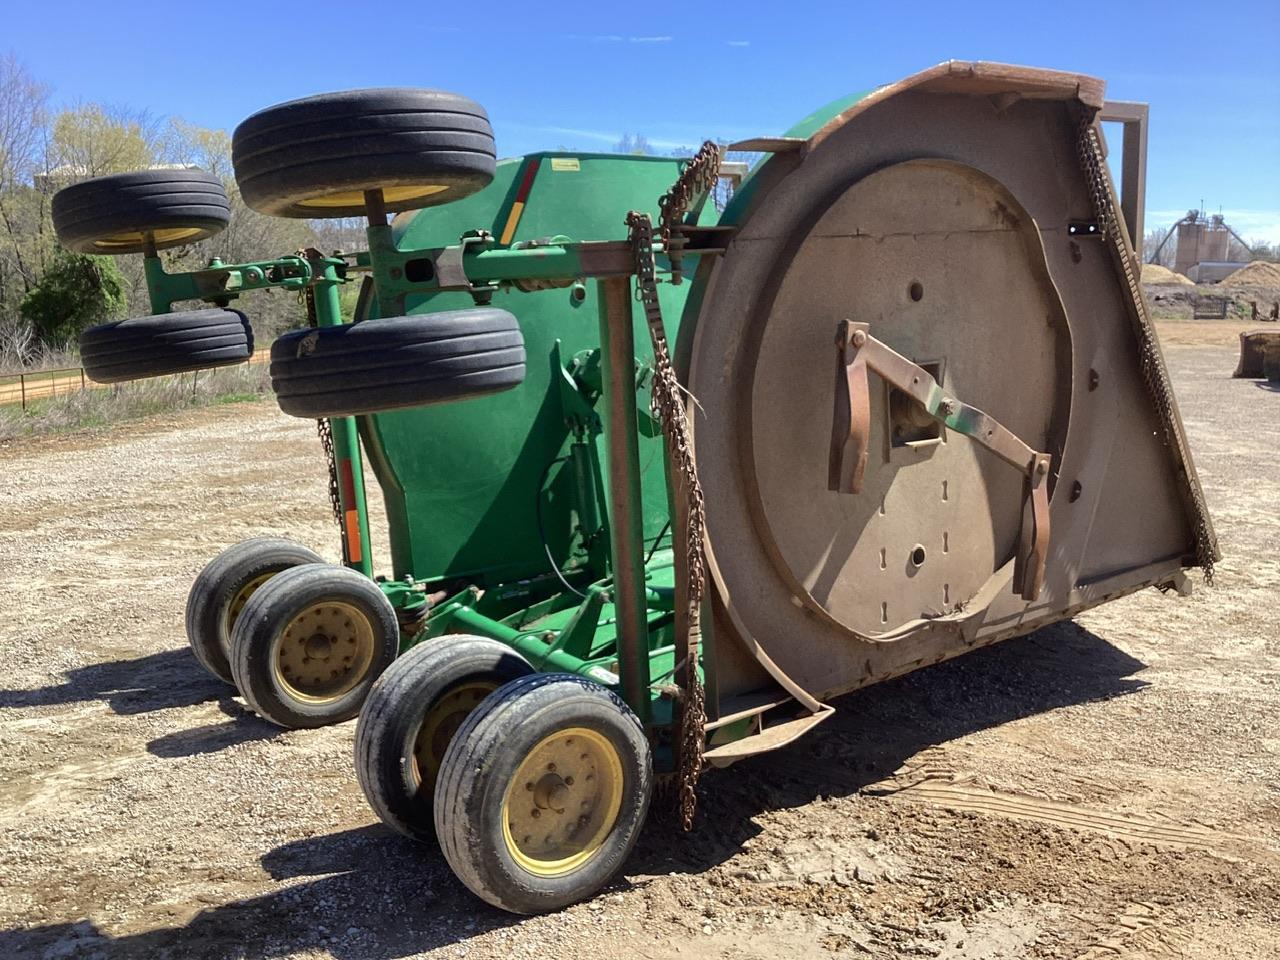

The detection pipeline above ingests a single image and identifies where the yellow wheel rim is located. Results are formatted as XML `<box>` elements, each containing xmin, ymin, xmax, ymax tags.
<box><xmin>93</xmin><ymin>226</ymin><xmax>206</xmax><ymax>249</ymax></box>
<box><xmin>228</xmin><ymin>573</ymin><xmax>273</xmax><ymax>628</ymax></box>
<box><xmin>296</xmin><ymin>184</ymin><xmax>449</xmax><ymax>210</ymax></box>
<box><xmin>271</xmin><ymin>601</ymin><xmax>376</xmax><ymax>703</ymax></box>
<box><xmin>412</xmin><ymin>681</ymin><xmax>497</xmax><ymax>793</ymax></box>
<box><xmin>219</xmin><ymin>572</ymin><xmax>274</xmax><ymax>659</ymax></box>
<box><xmin>502</xmin><ymin>727</ymin><xmax>624</xmax><ymax>878</ymax></box>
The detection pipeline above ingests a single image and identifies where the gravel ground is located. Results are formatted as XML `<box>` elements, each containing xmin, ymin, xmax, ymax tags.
<box><xmin>0</xmin><ymin>341</ymin><xmax>1277</xmax><ymax>959</ymax></box>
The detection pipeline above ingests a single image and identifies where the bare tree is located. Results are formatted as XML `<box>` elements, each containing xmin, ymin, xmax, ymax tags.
<box><xmin>1142</xmin><ymin>227</ymin><xmax>1177</xmax><ymax>267</ymax></box>
<box><xmin>0</xmin><ymin>54</ymin><xmax>50</xmax><ymax>307</ymax></box>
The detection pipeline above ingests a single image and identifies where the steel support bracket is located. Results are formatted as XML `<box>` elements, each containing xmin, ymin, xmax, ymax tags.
<box><xmin>828</xmin><ymin>320</ymin><xmax>1052</xmax><ymax>602</ymax></box>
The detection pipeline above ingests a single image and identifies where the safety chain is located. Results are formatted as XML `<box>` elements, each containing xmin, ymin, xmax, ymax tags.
<box><xmin>626</xmin><ymin>207</ymin><xmax>709</xmax><ymax>830</ymax></box>
<box><xmin>298</xmin><ymin>272</ymin><xmax>343</xmax><ymax>531</ymax></box>
<box><xmin>1075</xmin><ymin>118</ymin><xmax>1217</xmax><ymax>581</ymax></box>
<box><xmin>658</xmin><ymin>140</ymin><xmax>722</xmax><ymax>285</ymax></box>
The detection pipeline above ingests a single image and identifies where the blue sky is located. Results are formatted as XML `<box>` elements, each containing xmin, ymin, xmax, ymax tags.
<box><xmin>7</xmin><ymin>0</ymin><xmax>1279</xmax><ymax>241</ymax></box>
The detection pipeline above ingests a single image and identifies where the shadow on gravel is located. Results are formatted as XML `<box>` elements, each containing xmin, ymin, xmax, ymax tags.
<box><xmin>146</xmin><ymin>699</ymin><xmax>283</xmax><ymax>758</ymax></box>
<box><xmin>0</xmin><ymin>826</ymin><xmax>521</xmax><ymax>960</ymax></box>
<box><xmin>632</xmin><ymin>618</ymin><xmax>1150</xmax><ymax>879</ymax></box>
<box><xmin>0</xmin><ymin>648</ymin><xmax>226</xmax><ymax>716</ymax></box>
<box><xmin>0</xmin><ymin>621</ymin><xmax>1148</xmax><ymax>958</ymax></box>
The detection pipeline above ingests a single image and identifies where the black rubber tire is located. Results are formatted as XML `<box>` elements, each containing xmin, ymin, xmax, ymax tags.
<box><xmin>52</xmin><ymin>169</ymin><xmax>230</xmax><ymax>254</ymax></box>
<box><xmin>79</xmin><ymin>308</ymin><xmax>254</xmax><ymax>384</ymax></box>
<box><xmin>435</xmin><ymin>674</ymin><xmax>652</xmax><ymax>914</ymax></box>
<box><xmin>268</xmin><ymin>308</ymin><xmax>524</xmax><ymax>418</ymax></box>
<box><xmin>230</xmin><ymin>564</ymin><xmax>399</xmax><ymax>728</ymax></box>
<box><xmin>355</xmin><ymin>636</ymin><xmax>534</xmax><ymax>843</ymax></box>
<box><xmin>185</xmin><ymin>538</ymin><xmax>324</xmax><ymax>684</ymax></box>
<box><xmin>232</xmin><ymin>88</ymin><xmax>496</xmax><ymax>218</ymax></box>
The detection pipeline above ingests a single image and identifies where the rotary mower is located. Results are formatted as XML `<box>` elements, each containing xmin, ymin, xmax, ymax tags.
<box><xmin>53</xmin><ymin>61</ymin><xmax>1216</xmax><ymax>914</ymax></box>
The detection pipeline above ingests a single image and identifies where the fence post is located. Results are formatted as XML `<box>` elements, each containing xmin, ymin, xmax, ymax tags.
<box><xmin>20</xmin><ymin>373</ymin><xmax>25</xmax><ymax>412</ymax></box>
<box><xmin>81</xmin><ymin>368</ymin><xmax>86</xmax><ymax>392</ymax></box>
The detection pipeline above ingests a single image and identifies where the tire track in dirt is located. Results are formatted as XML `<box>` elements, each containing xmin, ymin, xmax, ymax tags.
<box><xmin>1073</xmin><ymin>902</ymin><xmax>1191</xmax><ymax>959</ymax></box>
<box><xmin>875</xmin><ymin>775</ymin><xmax>1255</xmax><ymax>854</ymax></box>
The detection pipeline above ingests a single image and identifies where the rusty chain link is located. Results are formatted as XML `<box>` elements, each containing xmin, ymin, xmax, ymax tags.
<box><xmin>625</xmin><ymin>142</ymin><xmax>720</xmax><ymax>829</ymax></box>
<box><xmin>658</xmin><ymin>140</ymin><xmax>722</xmax><ymax>286</ymax></box>
<box><xmin>1075</xmin><ymin>117</ymin><xmax>1216</xmax><ymax>581</ymax></box>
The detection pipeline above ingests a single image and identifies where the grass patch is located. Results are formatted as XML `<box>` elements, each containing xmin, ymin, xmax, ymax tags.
<box><xmin>0</xmin><ymin>363</ymin><xmax>272</xmax><ymax>442</ymax></box>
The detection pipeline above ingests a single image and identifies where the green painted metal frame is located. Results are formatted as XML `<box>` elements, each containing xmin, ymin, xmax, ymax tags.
<box><xmin>135</xmin><ymin>199</ymin><xmax>697</xmax><ymax>739</ymax></box>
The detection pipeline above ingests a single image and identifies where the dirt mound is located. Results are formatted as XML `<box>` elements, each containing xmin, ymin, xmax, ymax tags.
<box><xmin>1142</xmin><ymin>264</ymin><xmax>1193</xmax><ymax>285</ymax></box>
<box><xmin>1222</xmin><ymin>260</ymin><xmax>1280</xmax><ymax>289</ymax></box>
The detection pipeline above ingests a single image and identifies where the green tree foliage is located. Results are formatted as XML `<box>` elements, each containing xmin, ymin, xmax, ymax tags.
<box><xmin>19</xmin><ymin>250</ymin><xmax>125</xmax><ymax>345</ymax></box>
<box><xmin>0</xmin><ymin>55</ymin><xmax>321</xmax><ymax>361</ymax></box>
<box><xmin>50</xmin><ymin>103</ymin><xmax>158</xmax><ymax>177</ymax></box>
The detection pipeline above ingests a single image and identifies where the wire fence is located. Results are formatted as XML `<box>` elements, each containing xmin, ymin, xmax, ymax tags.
<box><xmin>0</xmin><ymin>349</ymin><xmax>270</xmax><ymax>410</ymax></box>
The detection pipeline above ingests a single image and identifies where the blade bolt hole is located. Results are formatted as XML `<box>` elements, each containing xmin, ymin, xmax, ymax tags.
<box><xmin>910</xmin><ymin>545</ymin><xmax>927</xmax><ymax>568</ymax></box>
<box><xmin>908</xmin><ymin>281</ymin><xmax>924</xmax><ymax>302</ymax></box>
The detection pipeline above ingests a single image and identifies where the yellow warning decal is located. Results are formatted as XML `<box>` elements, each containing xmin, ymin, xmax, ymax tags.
<box><xmin>550</xmin><ymin>158</ymin><xmax>580</xmax><ymax>172</ymax></box>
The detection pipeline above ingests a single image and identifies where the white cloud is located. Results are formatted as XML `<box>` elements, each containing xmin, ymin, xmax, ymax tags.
<box><xmin>726</xmin><ymin>39</ymin><xmax>750</xmax><ymax>47</ymax></box>
<box><xmin>565</xmin><ymin>34</ymin><xmax>673</xmax><ymax>44</ymax></box>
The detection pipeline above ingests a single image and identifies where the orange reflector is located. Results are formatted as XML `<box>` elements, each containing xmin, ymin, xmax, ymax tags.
<box><xmin>344</xmin><ymin>510</ymin><xmax>363</xmax><ymax>564</ymax></box>
<box><xmin>500</xmin><ymin>201</ymin><xmax>525</xmax><ymax>245</ymax></box>
<box><xmin>499</xmin><ymin>158</ymin><xmax>541</xmax><ymax>245</ymax></box>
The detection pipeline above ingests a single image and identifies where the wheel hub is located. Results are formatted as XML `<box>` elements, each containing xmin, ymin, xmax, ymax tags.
<box><xmin>273</xmin><ymin>601</ymin><xmax>374</xmax><ymax>702</ymax></box>
<box><xmin>303</xmin><ymin>633</ymin><xmax>333</xmax><ymax>660</ymax></box>
<box><xmin>533</xmin><ymin>774</ymin><xmax>570</xmax><ymax>812</ymax></box>
<box><xmin>502</xmin><ymin>728</ymin><xmax>623</xmax><ymax>877</ymax></box>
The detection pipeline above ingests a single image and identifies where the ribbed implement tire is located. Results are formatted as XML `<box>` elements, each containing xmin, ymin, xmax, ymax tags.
<box><xmin>355</xmin><ymin>636</ymin><xmax>534</xmax><ymax>843</ymax></box>
<box><xmin>232</xmin><ymin>88</ymin><xmax>496</xmax><ymax>218</ymax></box>
<box><xmin>185</xmin><ymin>538</ymin><xmax>324</xmax><ymax>684</ymax></box>
<box><xmin>79</xmin><ymin>308</ymin><xmax>253</xmax><ymax>384</ymax></box>
<box><xmin>434</xmin><ymin>673</ymin><xmax>653</xmax><ymax>915</ymax></box>
<box><xmin>52</xmin><ymin>169</ymin><xmax>230</xmax><ymax>254</ymax></box>
<box><xmin>230</xmin><ymin>564</ymin><xmax>399</xmax><ymax>729</ymax></box>
<box><xmin>269</xmin><ymin>308</ymin><xmax>524</xmax><ymax>418</ymax></box>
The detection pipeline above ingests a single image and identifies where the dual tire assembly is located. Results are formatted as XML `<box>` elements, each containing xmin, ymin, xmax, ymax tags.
<box><xmin>186</xmin><ymin>538</ymin><xmax>651</xmax><ymax>913</ymax></box>
<box><xmin>185</xmin><ymin>537</ymin><xmax>397</xmax><ymax>727</ymax></box>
